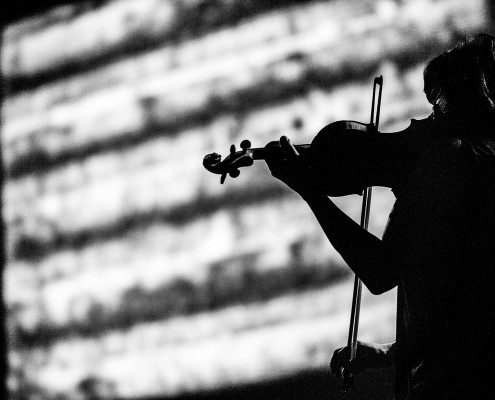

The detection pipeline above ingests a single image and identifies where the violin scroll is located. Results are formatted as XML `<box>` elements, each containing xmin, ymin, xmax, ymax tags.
<box><xmin>203</xmin><ymin>140</ymin><xmax>255</xmax><ymax>184</ymax></box>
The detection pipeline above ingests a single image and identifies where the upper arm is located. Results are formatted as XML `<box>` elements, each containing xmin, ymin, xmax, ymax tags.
<box><xmin>382</xmin><ymin>139</ymin><xmax>475</xmax><ymax>279</ymax></box>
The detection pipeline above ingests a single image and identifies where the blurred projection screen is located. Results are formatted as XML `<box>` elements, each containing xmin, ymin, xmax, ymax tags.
<box><xmin>1</xmin><ymin>0</ymin><xmax>492</xmax><ymax>399</ymax></box>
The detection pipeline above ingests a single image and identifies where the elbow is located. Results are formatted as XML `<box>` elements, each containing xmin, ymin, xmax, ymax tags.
<box><xmin>346</xmin><ymin>249</ymin><xmax>399</xmax><ymax>295</ymax></box>
<box><xmin>359</xmin><ymin>256</ymin><xmax>399</xmax><ymax>295</ymax></box>
<box><xmin>366</xmin><ymin>283</ymin><xmax>393</xmax><ymax>295</ymax></box>
<box><xmin>362</xmin><ymin>274</ymin><xmax>397</xmax><ymax>295</ymax></box>
<box><xmin>366</xmin><ymin>283</ymin><xmax>383</xmax><ymax>296</ymax></box>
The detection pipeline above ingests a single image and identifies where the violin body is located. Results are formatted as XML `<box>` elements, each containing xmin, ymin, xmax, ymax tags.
<box><xmin>309</xmin><ymin>120</ymin><xmax>379</xmax><ymax>196</ymax></box>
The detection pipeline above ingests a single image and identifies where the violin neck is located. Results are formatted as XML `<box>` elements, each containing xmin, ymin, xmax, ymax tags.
<box><xmin>248</xmin><ymin>144</ymin><xmax>310</xmax><ymax>160</ymax></box>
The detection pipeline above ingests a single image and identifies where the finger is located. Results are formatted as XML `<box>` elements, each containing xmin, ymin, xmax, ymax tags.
<box><xmin>264</xmin><ymin>156</ymin><xmax>287</xmax><ymax>177</ymax></box>
<box><xmin>330</xmin><ymin>349</ymin><xmax>340</xmax><ymax>377</ymax></box>
<box><xmin>280</xmin><ymin>136</ymin><xmax>299</xmax><ymax>159</ymax></box>
<box><xmin>330</xmin><ymin>348</ymin><xmax>347</xmax><ymax>377</ymax></box>
<box><xmin>264</xmin><ymin>140</ymin><xmax>283</xmax><ymax>171</ymax></box>
<box><xmin>264</xmin><ymin>155</ymin><xmax>284</xmax><ymax>172</ymax></box>
<box><xmin>265</xmin><ymin>140</ymin><xmax>281</xmax><ymax>149</ymax></box>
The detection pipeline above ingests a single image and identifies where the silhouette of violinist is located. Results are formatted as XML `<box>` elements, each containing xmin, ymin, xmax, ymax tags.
<box><xmin>265</xmin><ymin>34</ymin><xmax>495</xmax><ymax>399</ymax></box>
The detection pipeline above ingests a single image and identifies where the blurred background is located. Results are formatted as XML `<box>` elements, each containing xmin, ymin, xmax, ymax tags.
<box><xmin>1</xmin><ymin>0</ymin><xmax>493</xmax><ymax>399</ymax></box>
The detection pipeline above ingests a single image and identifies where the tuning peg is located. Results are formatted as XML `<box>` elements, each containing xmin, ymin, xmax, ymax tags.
<box><xmin>229</xmin><ymin>169</ymin><xmax>240</xmax><ymax>178</ymax></box>
<box><xmin>219</xmin><ymin>143</ymin><xmax>251</xmax><ymax>184</ymax></box>
<box><xmin>240</xmin><ymin>140</ymin><xmax>251</xmax><ymax>153</ymax></box>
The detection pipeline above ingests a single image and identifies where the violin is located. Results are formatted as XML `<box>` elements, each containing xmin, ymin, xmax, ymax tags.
<box><xmin>203</xmin><ymin>120</ymin><xmax>379</xmax><ymax>195</ymax></box>
<box><xmin>203</xmin><ymin>114</ymin><xmax>432</xmax><ymax>196</ymax></box>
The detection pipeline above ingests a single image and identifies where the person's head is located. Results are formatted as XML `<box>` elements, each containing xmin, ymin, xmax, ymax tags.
<box><xmin>424</xmin><ymin>33</ymin><xmax>495</xmax><ymax>118</ymax></box>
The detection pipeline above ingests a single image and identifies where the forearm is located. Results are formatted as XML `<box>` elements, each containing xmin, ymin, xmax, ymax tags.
<box><xmin>264</xmin><ymin>135</ymin><xmax>398</xmax><ymax>293</ymax></box>
<box><xmin>303</xmin><ymin>193</ymin><xmax>398</xmax><ymax>294</ymax></box>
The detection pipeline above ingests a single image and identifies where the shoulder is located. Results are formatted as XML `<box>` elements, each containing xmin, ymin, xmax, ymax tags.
<box><xmin>417</xmin><ymin>137</ymin><xmax>474</xmax><ymax>173</ymax></box>
<box><xmin>396</xmin><ymin>137</ymin><xmax>475</xmax><ymax>202</ymax></box>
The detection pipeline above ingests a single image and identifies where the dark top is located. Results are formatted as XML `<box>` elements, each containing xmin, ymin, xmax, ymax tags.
<box><xmin>381</xmin><ymin>117</ymin><xmax>495</xmax><ymax>400</ymax></box>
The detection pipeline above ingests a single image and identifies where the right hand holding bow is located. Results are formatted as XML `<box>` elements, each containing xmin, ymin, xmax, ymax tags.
<box><xmin>330</xmin><ymin>341</ymin><xmax>395</xmax><ymax>379</ymax></box>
